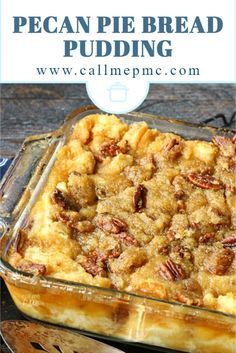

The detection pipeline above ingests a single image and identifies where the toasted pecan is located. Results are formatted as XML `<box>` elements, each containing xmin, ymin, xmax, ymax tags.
<box><xmin>163</xmin><ymin>138</ymin><xmax>180</xmax><ymax>151</ymax></box>
<box><xmin>113</xmin><ymin>232</ymin><xmax>139</xmax><ymax>246</ymax></box>
<box><xmin>80</xmin><ymin>248</ymin><xmax>123</xmax><ymax>277</ymax></box>
<box><xmin>96</xmin><ymin>215</ymin><xmax>127</xmax><ymax>234</ymax></box>
<box><xmin>159</xmin><ymin>259</ymin><xmax>186</xmax><ymax>281</ymax></box>
<box><xmin>133</xmin><ymin>184</ymin><xmax>147</xmax><ymax>212</ymax></box>
<box><xmin>222</xmin><ymin>235</ymin><xmax>236</xmax><ymax>248</ymax></box>
<box><xmin>80</xmin><ymin>259</ymin><xmax>105</xmax><ymax>277</ymax></box>
<box><xmin>170</xmin><ymin>245</ymin><xmax>193</xmax><ymax>262</ymax></box>
<box><xmin>80</xmin><ymin>251</ymin><xmax>107</xmax><ymax>277</ymax></box>
<box><xmin>100</xmin><ymin>140</ymin><xmax>128</xmax><ymax>158</ymax></box>
<box><xmin>162</xmin><ymin>138</ymin><xmax>184</xmax><ymax>160</ymax></box>
<box><xmin>186</xmin><ymin>173</ymin><xmax>222</xmax><ymax>190</ymax></box>
<box><xmin>204</xmin><ymin>248</ymin><xmax>235</xmax><ymax>275</ymax></box>
<box><xmin>52</xmin><ymin>188</ymin><xmax>69</xmax><ymax>209</ymax></box>
<box><xmin>52</xmin><ymin>188</ymin><xmax>78</xmax><ymax>211</ymax></box>
<box><xmin>17</xmin><ymin>261</ymin><xmax>46</xmax><ymax>276</ymax></box>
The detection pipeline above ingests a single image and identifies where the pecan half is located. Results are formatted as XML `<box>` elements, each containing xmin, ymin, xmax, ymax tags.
<box><xmin>17</xmin><ymin>262</ymin><xmax>46</xmax><ymax>276</ymax></box>
<box><xmin>162</xmin><ymin>139</ymin><xmax>183</xmax><ymax>160</ymax></box>
<box><xmin>163</xmin><ymin>138</ymin><xmax>180</xmax><ymax>151</ymax></box>
<box><xmin>113</xmin><ymin>232</ymin><xmax>139</xmax><ymax>246</ymax></box>
<box><xmin>133</xmin><ymin>184</ymin><xmax>147</xmax><ymax>212</ymax></box>
<box><xmin>159</xmin><ymin>259</ymin><xmax>186</xmax><ymax>281</ymax></box>
<box><xmin>96</xmin><ymin>215</ymin><xmax>127</xmax><ymax>234</ymax></box>
<box><xmin>186</xmin><ymin>173</ymin><xmax>222</xmax><ymax>190</ymax></box>
<box><xmin>212</xmin><ymin>135</ymin><xmax>235</xmax><ymax>157</ymax></box>
<box><xmin>199</xmin><ymin>232</ymin><xmax>215</xmax><ymax>244</ymax></box>
<box><xmin>100</xmin><ymin>140</ymin><xmax>128</xmax><ymax>158</ymax></box>
<box><xmin>204</xmin><ymin>248</ymin><xmax>235</xmax><ymax>275</ymax></box>
<box><xmin>52</xmin><ymin>188</ymin><xmax>77</xmax><ymax>211</ymax></box>
<box><xmin>81</xmin><ymin>259</ymin><xmax>104</xmax><ymax>277</ymax></box>
<box><xmin>170</xmin><ymin>245</ymin><xmax>193</xmax><ymax>262</ymax></box>
<box><xmin>222</xmin><ymin>235</ymin><xmax>236</xmax><ymax>248</ymax></box>
<box><xmin>52</xmin><ymin>188</ymin><xmax>68</xmax><ymax>208</ymax></box>
<box><xmin>80</xmin><ymin>251</ymin><xmax>107</xmax><ymax>277</ymax></box>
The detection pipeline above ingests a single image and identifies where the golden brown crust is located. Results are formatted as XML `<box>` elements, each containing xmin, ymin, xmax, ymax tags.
<box><xmin>8</xmin><ymin>114</ymin><xmax>236</xmax><ymax>315</ymax></box>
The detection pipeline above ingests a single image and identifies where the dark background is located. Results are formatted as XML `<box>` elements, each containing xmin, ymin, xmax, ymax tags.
<box><xmin>0</xmin><ymin>84</ymin><xmax>235</xmax><ymax>353</ymax></box>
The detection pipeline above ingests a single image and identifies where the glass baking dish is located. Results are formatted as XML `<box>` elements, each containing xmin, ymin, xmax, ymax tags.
<box><xmin>0</xmin><ymin>106</ymin><xmax>235</xmax><ymax>353</ymax></box>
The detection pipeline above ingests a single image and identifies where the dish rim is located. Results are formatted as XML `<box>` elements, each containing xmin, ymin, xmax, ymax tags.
<box><xmin>0</xmin><ymin>105</ymin><xmax>235</xmax><ymax>320</ymax></box>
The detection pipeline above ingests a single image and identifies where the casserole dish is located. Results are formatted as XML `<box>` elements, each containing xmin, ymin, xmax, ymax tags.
<box><xmin>0</xmin><ymin>106</ymin><xmax>235</xmax><ymax>353</ymax></box>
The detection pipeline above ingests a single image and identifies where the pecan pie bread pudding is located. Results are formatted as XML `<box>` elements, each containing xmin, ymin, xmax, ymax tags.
<box><xmin>9</xmin><ymin>114</ymin><xmax>236</xmax><ymax>315</ymax></box>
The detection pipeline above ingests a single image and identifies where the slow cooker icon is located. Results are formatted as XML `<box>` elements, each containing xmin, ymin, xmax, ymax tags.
<box><xmin>108</xmin><ymin>83</ymin><xmax>128</xmax><ymax>103</ymax></box>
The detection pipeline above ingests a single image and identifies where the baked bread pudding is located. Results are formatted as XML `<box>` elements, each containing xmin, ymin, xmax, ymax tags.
<box><xmin>9</xmin><ymin>114</ymin><xmax>236</xmax><ymax>315</ymax></box>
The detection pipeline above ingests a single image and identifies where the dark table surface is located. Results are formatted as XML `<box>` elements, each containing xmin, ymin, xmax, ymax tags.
<box><xmin>0</xmin><ymin>83</ymin><xmax>235</xmax><ymax>353</ymax></box>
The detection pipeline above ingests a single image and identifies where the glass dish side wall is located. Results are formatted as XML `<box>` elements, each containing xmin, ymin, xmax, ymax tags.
<box><xmin>0</xmin><ymin>107</ymin><xmax>235</xmax><ymax>353</ymax></box>
<box><xmin>1</xmin><ymin>259</ymin><xmax>235</xmax><ymax>353</ymax></box>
